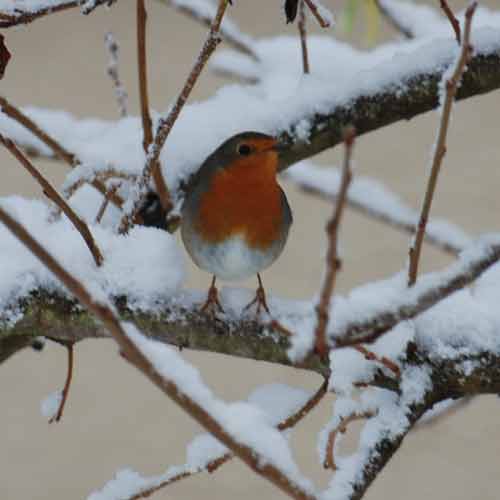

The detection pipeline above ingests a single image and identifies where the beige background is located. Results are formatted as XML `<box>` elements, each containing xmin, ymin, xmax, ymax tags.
<box><xmin>1</xmin><ymin>1</ymin><xmax>499</xmax><ymax>499</ymax></box>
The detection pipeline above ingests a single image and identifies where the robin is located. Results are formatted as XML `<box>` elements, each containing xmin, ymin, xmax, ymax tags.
<box><xmin>181</xmin><ymin>131</ymin><xmax>292</xmax><ymax>314</ymax></box>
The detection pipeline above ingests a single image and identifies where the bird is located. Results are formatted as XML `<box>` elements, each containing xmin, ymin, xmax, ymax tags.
<box><xmin>181</xmin><ymin>131</ymin><xmax>292</xmax><ymax>315</ymax></box>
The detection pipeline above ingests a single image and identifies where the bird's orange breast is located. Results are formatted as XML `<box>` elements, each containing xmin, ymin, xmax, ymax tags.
<box><xmin>195</xmin><ymin>152</ymin><xmax>283</xmax><ymax>251</ymax></box>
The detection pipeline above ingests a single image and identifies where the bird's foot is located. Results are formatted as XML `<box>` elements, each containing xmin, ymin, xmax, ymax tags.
<box><xmin>244</xmin><ymin>281</ymin><xmax>270</xmax><ymax>317</ymax></box>
<box><xmin>200</xmin><ymin>280</ymin><xmax>224</xmax><ymax>316</ymax></box>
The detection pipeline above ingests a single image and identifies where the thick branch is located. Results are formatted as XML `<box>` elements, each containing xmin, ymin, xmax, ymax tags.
<box><xmin>277</xmin><ymin>50</ymin><xmax>500</xmax><ymax>170</ymax></box>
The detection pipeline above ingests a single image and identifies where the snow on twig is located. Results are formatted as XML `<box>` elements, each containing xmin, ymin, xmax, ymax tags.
<box><xmin>91</xmin><ymin>382</ymin><xmax>327</xmax><ymax>500</ymax></box>
<box><xmin>330</xmin><ymin>233</ymin><xmax>500</xmax><ymax>349</ymax></box>
<box><xmin>104</xmin><ymin>33</ymin><xmax>128</xmax><ymax>118</ymax></box>
<box><xmin>0</xmin><ymin>0</ymin><xmax>119</xmax><ymax>27</ymax></box>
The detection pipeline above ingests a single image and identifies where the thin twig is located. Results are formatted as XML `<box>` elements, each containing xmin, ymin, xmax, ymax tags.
<box><xmin>105</xmin><ymin>32</ymin><xmax>128</xmax><ymax>117</ymax></box>
<box><xmin>0</xmin><ymin>207</ymin><xmax>315</xmax><ymax>500</ymax></box>
<box><xmin>314</xmin><ymin>128</ymin><xmax>355</xmax><ymax>357</ymax></box>
<box><xmin>0</xmin><ymin>135</ymin><xmax>104</xmax><ymax>266</ymax></box>
<box><xmin>0</xmin><ymin>0</ymin><xmax>118</xmax><ymax>27</ymax></box>
<box><xmin>440</xmin><ymin>0</ymin><xmax>461</xmax><ymax>44</ymax></box>
<box><xmin>119</xmin><ymin>0</ymin><xmax>230</xmax><ymax>234</ymax></box>
<box><xmin>48</xmin><ymin>341</ymin><xmax>75</xmax><ymax>423</ymax></box>
<box><xmin>298</xmin><ymin>0</ymin><xmax>310</xmax><ymax>74</ymax></box>
<box><xmin>137</xmin><ymin>0</ymin><xmax>172</xmax><ymax>215</ymax></box>
<box><xmin>353</xmin><ymin>345</ymin><xmax>400</xmax><ymax>377</ymax></box>
<box><xmin>323</xmin><ymin>411</ymin><xmax>375</xmax><ymax>470</ymax></box>
<box><xmin>303</xmin><ymin>0</ymin><xmax>332</xmax><ymax>28</ymax></box>
<box><xmin>95</xmin><ymin>184</ymin><xmax>119</xmax><ymax>224</ymax></box>
<box><xmin>129</xmin><ymin>379</ymin><xmax>328</xmax><ymax>500</ymax></box>
<box><xmin>0</xmin><ymin>95</ymin><xmax>121</xmax><ymax>209</ymax></box>
<box><xmin>0</xmin><ymin>96</ymin><xmax>76</xmax><ymax>165</ymax></box>
<box><xmin>408</xmin><ymin>3</ymin><xmax>476</xmax><ymax>286</ymax></box>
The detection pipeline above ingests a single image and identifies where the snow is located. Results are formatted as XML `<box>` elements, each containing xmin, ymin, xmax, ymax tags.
<box><xmin>40</xmin><ymin>390</ymin><xmax>62</xmax><ymax>419</ymax></box>
<box><xmin>0</xmin><ymin>196</ymin><xmax>184</xmax><ymax>321</ymax></box>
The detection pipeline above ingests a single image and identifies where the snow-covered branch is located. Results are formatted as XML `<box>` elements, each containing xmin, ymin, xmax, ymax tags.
<box><xmin>286</xmin><ymin>162</ymin><xmax>471</xmax><ymax>256</ymax></box>
<box><xmin>0</xmin><ymin>0</ymin><xmax>118</xmax><ymax>27</ymax></box>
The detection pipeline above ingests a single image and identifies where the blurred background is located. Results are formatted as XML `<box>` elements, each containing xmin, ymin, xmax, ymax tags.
<box><xmin>1</xmin><ymin>0</ymin><xmax>499</xmax><ymax>498</ymax></box>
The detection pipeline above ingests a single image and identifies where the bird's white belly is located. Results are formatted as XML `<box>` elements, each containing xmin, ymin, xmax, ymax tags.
<box><xmin>192</xmin><ymin>235</ymin><xmax>276</xmax><ymax>281</ymax></box>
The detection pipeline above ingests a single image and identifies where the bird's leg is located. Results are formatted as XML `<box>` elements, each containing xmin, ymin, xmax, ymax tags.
<box><xmin>201</xmin><ymin>275</ymin><xmax>224</xmax><ymax>314</ymax></box>
<box><xmin>244</xmin><ymin>273</ymin><xmax>271</xmax><ymax>316</ymax></box>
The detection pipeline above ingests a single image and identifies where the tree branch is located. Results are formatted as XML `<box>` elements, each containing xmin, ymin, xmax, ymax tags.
<box><xmin>314</xmin><ymin>129</ymin><xmax>354</xmax><ymax>356</ymax></box>
<box><xmin>277</xmin><ymin>50</ymin><xmax>500</xmax><ymax>171</ymax></box>
<box><xmin>408</xmin><ymin>2</ymin><xmax>476</xmax><ymax>286</ymax></box>
<box><xmin>0</xmin><ymin>134</ymin><xmax>104</xmax><ymax>266</ymax></box>
<box><xmin>137</xmin><ymin>0</ymin><xmax>172</xmax><ymax>214</ymax></box>
<box><xmin>0</xmin><ymin>0</ymin><xmax>118</xmax><ymax>28</ymax></box>
<box><xmin>0</xmin><ymin>95</ymin><xmax>124</xmax><ymax>210</ymax></box>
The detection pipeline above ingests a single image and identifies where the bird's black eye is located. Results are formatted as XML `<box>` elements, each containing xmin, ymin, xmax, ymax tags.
<box><xmin>237</xmin><ymin>143</ymin><xmax>252</xmax><ymax>156</ymax></box>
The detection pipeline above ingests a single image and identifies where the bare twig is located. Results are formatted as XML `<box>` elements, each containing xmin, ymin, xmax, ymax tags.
<box><xmin>0</xmin><ymin>0</ymin><xmax>118</xmax><ymax>27</ymax></box>
<box><xmin>324</xmin><ymin>411</ymin><xmax>375</xmax><ymax>470</ymax></box>
<box><xmin>303</xmin><ymin>0</ymin><xmax>332</xmax><ymax>28</ymax></box>
<box><xmin>0</xmin><ymin>207</ymin><xmax>315</xmax><ymax>500</ymax></box>
<box><xmin>0</xmin><ymin>135</ymin><xmax>104</xmax><ymax>266</ymax></box>
<box><xmin>105</xmin><ymin>33</ymin><xmax>128</xmax><ymax>117</ymax></box>
<box><xmin>314</xmin><ymin>128</ymin><xmax>355</xmax><ymax>356</ymax></box>
<box><xmin>128</xmin><ymin>379</ymin><xmax>328</xmax><ymax>500</ymax></box>
<box><xmin>119</xmin><ymin>0</ymin><xmax>230</xmax><ymax>234</ymax></box>
<box><xmin>0</xmin><ymin>95</ymin><xmax>122</xmax><ymax>210</ymax></box>
<box><xmin>353</xmin><ymin>345</ymin><xmax>400</xmax><ymax>377</ymax></box>
<box><xmin>298</xmin><ymin>0</ymin><xmax>310</xmax><ymax>74</ymax></box>
<box><xmin>440</xmin><ymin>0</ymin><xmax>461</xmax><ymax>44</ymax></box>
<box><xmin>0</xmin><ymin>96</ymin><xmax>76</xmax><ymax>165</ymax></box>
<box><xmin>48</xmin><ymin>341</ymin><xmax>75</xmax><ymax>423</ymax></box>
<box><xmin>408</xmin><ymin>3</ymin><xmax>476</xmax><ymax>286</ymax></box>
<box><xmin>95</xmin><ymin>184</ymin><xmax>120</xmax><ymax>224</ymax></box>
<box><xmin>137</xmin><ymin>0</ymin><xmax>172</xmax><ymax>215</ymax></box>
